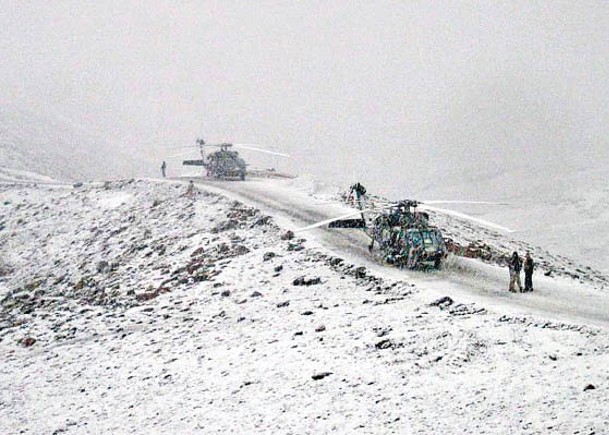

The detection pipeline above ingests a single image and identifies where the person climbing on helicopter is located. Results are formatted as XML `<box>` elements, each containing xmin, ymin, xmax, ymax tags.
<box><xmin>507</xmin><ymin>251</ymin><xmax>523</xmax><ymax>292</ymax></box>
<box><xmin>349</xmin><ymin>182</ymin><xmax>367</xmax><ymax>208</ymax></box>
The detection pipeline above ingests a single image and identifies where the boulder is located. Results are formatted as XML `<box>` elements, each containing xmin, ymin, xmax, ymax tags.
<box><xmin>312</xmin><ymin>372</ymin><xmax>332</xmax><ymax>381</ymax></box>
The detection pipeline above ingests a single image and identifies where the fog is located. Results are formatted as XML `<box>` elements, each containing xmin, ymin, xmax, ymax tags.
<box><xmin>2</xmin><ymin>1</ymin><xmax>608</xmax><ymax>199</ymax></box>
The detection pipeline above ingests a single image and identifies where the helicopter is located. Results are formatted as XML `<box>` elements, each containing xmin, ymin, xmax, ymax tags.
<box><xmin>297</xmin><ymin>188</ymin><xmax>512</xmax><ymax>270</ymax></box>
<box><xmin>169</xmin><ymin>139</ymin><xmax>290</xmax><ymax>181</ymax></box>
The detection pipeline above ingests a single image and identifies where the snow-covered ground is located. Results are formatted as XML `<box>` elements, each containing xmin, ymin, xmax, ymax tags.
<box><xmin>1</xmin><ymin>178</ymin><xmax>608</xmax><ymax>434</ymax></box>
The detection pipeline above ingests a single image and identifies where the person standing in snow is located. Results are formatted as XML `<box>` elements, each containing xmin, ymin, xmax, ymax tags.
<box><xmin>508</xmin><ymin>251</ymin><xmax>523</xmax><ymax>292</ymax></box>
<box><xmin>523</xmin><ymin>252</ymin><xmax>535</xmax><ymax>292</ymax></box>
<box><xmin>161</xmin><ymin>161</ymin><xmax>167</xmax><ymax>178</ymax></box>
<box><xmin>184</xmin><ymin>180</ymin><xmax>196</xmax><ymax>198</ymax></box>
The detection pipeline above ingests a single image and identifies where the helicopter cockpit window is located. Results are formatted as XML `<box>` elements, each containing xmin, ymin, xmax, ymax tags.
<box><xmin>420</xmin><ymin>230</ymin><xmax>434</xmax><ymax>246</ymax></box>
<box><xmin>432</xmin><ymin>230</ymin><xmax>445</xmax><ymax>244</ymax></box>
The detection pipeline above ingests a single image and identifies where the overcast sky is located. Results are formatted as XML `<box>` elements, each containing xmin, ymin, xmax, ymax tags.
<box><xmin>2</xmin><ymin>1</ymin><xmax>608</xmax><ymax>198</ymax></box>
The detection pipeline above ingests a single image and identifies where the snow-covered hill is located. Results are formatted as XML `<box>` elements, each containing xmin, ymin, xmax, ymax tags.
<box><xmin>1</xmin><ymin>178</ymin><xmax>608</xmax><ymax>434</ymax></box>
<box><xmin>0</xmin><ymin>105</ymin><xmax>148</xmax><ymax>182</ymax></box>
<box><xmin>0</xmin><ymin>166</ymin><xmax>59</xmax><ymax>183</ymax></box>
<box><xmin>423</xmin><ymin>166</ymin><xmax>609</xmax><ymax>275</ymax></box>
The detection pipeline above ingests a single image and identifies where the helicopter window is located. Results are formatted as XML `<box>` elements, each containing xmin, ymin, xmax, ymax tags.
<box><xmin>425</xmin><ymin>230</ymin><xmax>445</xmax><ymax>245</ymax></box>
<box><xmin>421</xmin><ymin>230</ymin><xmax>437</xmax><ymax>246</ymax></box>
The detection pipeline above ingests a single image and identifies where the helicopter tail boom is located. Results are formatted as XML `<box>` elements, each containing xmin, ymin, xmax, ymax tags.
<box><xmin>328</xmin><ymin>218</ymin><xmax>367</xmax><ymax>229</ymax></box>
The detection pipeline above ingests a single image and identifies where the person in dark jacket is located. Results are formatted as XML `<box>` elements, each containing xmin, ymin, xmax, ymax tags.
<box><xmin>161</xmin><ymin>161</ymin><xmax>167</xmax><ymax>178</ymax></box>
<box><xmin>508</xmin><ymin>251</ymin><xmax>523</xmax><ymax>292</ymax></box>
<box><xmin>523</xmin><ymin>252</ymin><xmax>535</xmax><ymax>292</ymax></box>
<box><xmin>349</xmin><ymin>182</ymin><xmax>367</xmax><ymax>208</ymax></box>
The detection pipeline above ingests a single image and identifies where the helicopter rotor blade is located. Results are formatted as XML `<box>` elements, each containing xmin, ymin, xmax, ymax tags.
<box><xmin>295</xmin><ymin>208</ymin><xmax>378</xmax><ymax>232</ymax></box>
<box><xmin>370</xmin><ymin>199</ymin><xmax>507</xmax><ymax>207</ymax></box>
<box><xmin>419</xmin><ymin>205</ymin><xmax>515</xmax><ymax>233</ymax></box>
<box><xmin>421</xmin><ymin>200</ymin><xmax>508</xmax><ymax>206</ymax></box>
<box><xmin>166</xmin><ymin>151</ymin><xmax>197</xmax><ymax>159</ymax></box>
<box><xmin>233</xmin><ymin>144</ymin><xmax>291</xmax><ymax>158</ymax></box>
<box><xmin>151</xmin><ymin>145</ymin><xmax>198</xmax><ymax>150</ymax></box>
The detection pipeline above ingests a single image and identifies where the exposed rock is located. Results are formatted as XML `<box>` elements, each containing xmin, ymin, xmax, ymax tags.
<box><xmin>448</xmin><ymin>304</ymin><xmax>486</xmax><ymax>316</ymax></box>
<box><xmin>287</xmin><ymin>242</ymin><xmax>304</xmax><ymax>252</ymax></box>
<box><xmin>430</xmin><ymin>296</ymin><xmax>454</xmax><ymax>308</ymax></box>
<box><xmin>329</xmin><ymin>257</ymin><xmax>344</xmax><ymax>266</ymax></box>
<box><xmin>193</xmin><ymin>272</ymin><xmax>210</xmax><ymax>283</ymax></box>
<box><xmin>354</xmin><ymin>267</ymin><xmax>367</xmax><ymax>279</ymax></box>
<box><xmin>221</xmin><ymin>290</ymin><xmax>231</xmax><ymax>297</ymax></box>
<box><xmin>281</xmin><ymin>230</ymin><xmax>295</xmax><ymax>240</ymax></box>
<box><xmin>312</xmin><ymin>372</ymin><xmax>332</xmax><ymax>381</ymax></box>
<box><xmin>191</xmin><ymin>247</ymin><xmax>205</xmax><ymax>257</ymax></box>
<box><xmin>227</xmin><ymin>203</ymin><xmax>257</xmax><ymax>220</ymax></box>
<box><xmin>293</xmin><ymin>277</ymin><xmax>322</xmax><ymax>286</ymax></box>
<box><xmin>375</xmin><ymin>327</ymin><xmax>392</xmax><ymax>338</ymax></box>
<box><xmin>274</xmin><ymin>265</ymin><xmax>283</xmax><ymax>273</ymax></box>
<box><xmin>584</xmin><ymin>384</ymin><xmax>596</xmax><ymax>391</ymax></box>
<box><xmin>276</xmin><ymin>301</ymin><xmax>290</xmax><ymax>308</ymax></box>
<box><xmin>315</xmin><ymin>325</ymin><xmax>326</xmax><ymax>332</ymax></box>
<box><xmin>250</xmin><ymin>291</ymin><xmax>263</xmax><ymax>298</ymax></box>
<box><xmin>263</xmin><ymin>252</ymin><xmax>276</xmax><ymax>262</ymax></box>
<box><xmin>232</xmin><ymin>245</ymin><xmax>251</xmax><ymax>256</ymax></box>
<box><xmin>97</xmin><ymin>261</ymin><xmax>110</xmax><ymax>274</ymax></box>
<box><xmin>135</xmin><ymin>292</ymin><xmax>157</xmax><ymax>302</ymax></box>
<box><xmin>251</xmin><ymin>216</ymin><xmax>272</xmax><ymax>227</ymax></box>
<box><xmin>375</xmin><ymin>339</ymin><xmax>394</xmax><ymax>350</ymax></box>
<box><xmin>19</xmin><ymin>336</ymin><xmax>37</xmax><ymax>347</ymax></box>
<box><xmin>212</xmin><ymin>219</ymin><xmax>239</xmax><ymax>233</ymax></box>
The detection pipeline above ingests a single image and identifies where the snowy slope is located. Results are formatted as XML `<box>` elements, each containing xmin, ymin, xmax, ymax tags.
<box><xmin>0</xmin><ymin>105</ymin><xmax>147</xmax><ymax>182</ymax></box>
<box><xmin>0</xmin><ymin>166</ymin><xmax>59</xmax><ymax>183</ymax></box>
<box><xmin>1</xmin><ymin>179</ymin><xmax>608</xmax><ymax>434</ymax></box>
<box><xmin>417</xmin><ymin>163</ymin><xmax>609</xmax><ymax>275</ymax></box>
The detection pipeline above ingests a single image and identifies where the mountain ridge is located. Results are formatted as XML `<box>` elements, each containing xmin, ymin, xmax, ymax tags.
<box><xmin>0</xmin><ymin>105</ymin><xmax>149</xmax><ymax>182</ymax></box>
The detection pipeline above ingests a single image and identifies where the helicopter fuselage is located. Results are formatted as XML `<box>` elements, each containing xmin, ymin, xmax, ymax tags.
<box><xmin>368</xmin><ymin>224</ymin><xmax>446</xmax><ymax>269</ymax></box>
<box><xmin>329</xmin><ymin>207</ymin><xmax>447</xmax><ymax>269</ymax></box>
<box><xmin>183</xmin><ymin>149</ymin><xmax>247</xmax><ymax>181</ymax></box>
<box><xmin>206</xmin><ymin>150</ymin><xmax>247</xmax><ymax>180</ymax></box>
